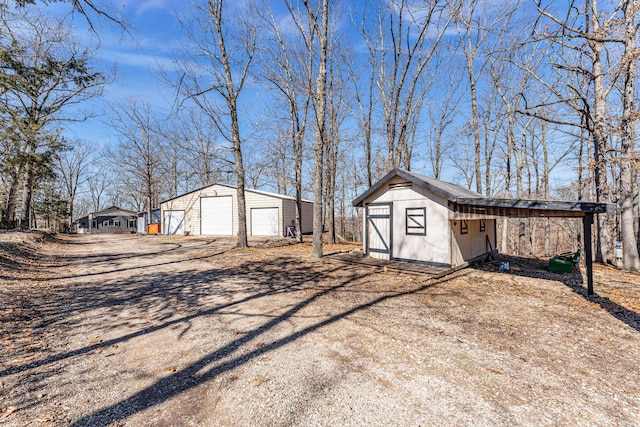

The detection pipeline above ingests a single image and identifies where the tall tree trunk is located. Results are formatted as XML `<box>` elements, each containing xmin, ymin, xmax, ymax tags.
<box><xmin>20</xmin><ymin>169</ymin><xmax>33</xmax><ymax>229</ymax></box>
<box><xmin>516</xmin><ymin>123</ymin><xmax>530</xmax><ymax>255</ymax></box>
<box><xmin>365</xmin><ymin>60</ymin><xmax>374</xmax><ymax>187</ymax></box>
<box><xmin>294</xmin><ymin>125</ymin><xmax>304</xmax><ymax>243</ymax></box>
<box><xmin>469</xmin><ymin>69</ymin><xmax>482</xmax><ymax>195</ymax></box>
<box><xmin>231</xmin><ymin>104</ymin><xmax>248</xmax><ymax>248</ymax></box>
<box><xmin>618</xmin><ymin>0</ymin><xmax>640</xmax><ymax>271</ymax></box>
<box><xmin>308</xmin><ymin>0</ymin><xmax>329</xmax><ymax>258</ymax></box>
<box><xmin>3</xmin><ymin>170</ymin><xmax>21</xmax><ymax>224</ymax></box>
<box><xmin>589</xmin><ymin>6</ymin><xmax>612</xmax><ymax>263</ymax></box>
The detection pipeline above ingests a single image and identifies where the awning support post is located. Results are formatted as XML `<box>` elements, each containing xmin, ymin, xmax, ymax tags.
<box><xmin>583</xmin><ymin>213</ymin><xmax>594</xmax><ymax>295</ymax></box>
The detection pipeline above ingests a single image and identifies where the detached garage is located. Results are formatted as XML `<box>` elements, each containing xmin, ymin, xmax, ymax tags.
<box><xmin>159</xmin><ymin>184</ymin><xmax>313</xmax><ymax>237</ymax></box>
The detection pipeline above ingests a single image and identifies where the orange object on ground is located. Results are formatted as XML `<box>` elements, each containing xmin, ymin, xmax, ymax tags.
<box><xmin>147</xmin><ymin>223</ymin><xmax>160</xmax><ymax>234</ymax></box>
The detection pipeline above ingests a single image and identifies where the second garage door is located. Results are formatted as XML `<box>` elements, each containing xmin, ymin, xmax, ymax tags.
<box><xmin>201</xmin><ymin>196</ymin><xmax>233</xmax><ymax>235</ymax></box>
<box><xmin>251</xmin><ymin>207</ymin><xmax>279</xmax><ymax>236</ymax></box>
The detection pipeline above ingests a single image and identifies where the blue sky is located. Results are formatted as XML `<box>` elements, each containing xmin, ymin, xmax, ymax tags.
<box><xmin>42</xmin><ymin>0</ymin><xmax>580</xmax><ymax>196</ymax></box>
<box><xmin>57</xmin><ymin>0</ymin><xmax>181</xmax><ymax>143</ymax></box>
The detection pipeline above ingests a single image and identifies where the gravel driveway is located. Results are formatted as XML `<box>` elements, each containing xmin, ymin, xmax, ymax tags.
<box><xmin>1</xmin><ymin>233</ymin><xmax>639</xmax><ymax>426</ymax></box>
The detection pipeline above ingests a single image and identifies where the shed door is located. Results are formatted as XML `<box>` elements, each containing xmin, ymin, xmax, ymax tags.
<box><xmin>164</xmin><ymin>210</ymin><xmax>185</xmax><ymax>235</ymax></box>
<box><xmin>251</xmin><ymin>207</ymin><xmax>279</xmax><ymax>236</ymax></box>
<box><xmin>201</xmin><ymin>196</ymin><xmax>233</xmax><ymax>235</ymax></box>
<box><xmin>366</xmin><ymin>203</ymin><xmax>392</xmax><ymax>260</ymax></box>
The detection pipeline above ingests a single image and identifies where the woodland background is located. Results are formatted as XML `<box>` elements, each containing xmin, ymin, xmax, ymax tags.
<box><xmin>1</xmin><ymin>0</ymin><xmax>639</xmax><ymax>268</ymax></box>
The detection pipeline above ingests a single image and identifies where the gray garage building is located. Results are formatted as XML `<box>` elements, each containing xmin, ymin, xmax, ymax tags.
<box><xmin>159</xmin><ymin>184</ymin><xmax>313</xmax><ymax>237</ymax></box>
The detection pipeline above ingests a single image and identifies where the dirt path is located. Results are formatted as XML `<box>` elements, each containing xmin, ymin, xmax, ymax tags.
<box><xmin>1</xmin><ymin>233</ymin><xmax>639</xmax><ymax>426</ymax></box>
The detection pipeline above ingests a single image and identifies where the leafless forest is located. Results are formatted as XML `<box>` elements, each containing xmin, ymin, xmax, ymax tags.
<box><xmin>1</xmin><ymin>0</ymin><xmax>639</xmax><ymax>268</ymax></box>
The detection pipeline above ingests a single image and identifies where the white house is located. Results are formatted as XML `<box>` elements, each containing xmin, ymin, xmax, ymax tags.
<box><xmin>159</xmin><ymin>184</ymin><xmax>313</xmax><ymax>237</ymax></box>
<box><xmin>353</xmin><ymin>169</ymin><xmax>498</xmax><ymax>268</ymax></box>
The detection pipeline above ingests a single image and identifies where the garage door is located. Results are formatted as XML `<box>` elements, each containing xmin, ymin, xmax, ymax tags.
<box><xmin>251</xmin><ymin>207</ymin><xmax>279</xmax><ymax>236</ymax></box>
<box><xmin>164</xmin><ymin>210</ymin><xmax>185</xmax><ymax>235</ymax></box>
<box><xmin>201</xmin><ymin>196</ymin><xmax>233</xmax><ymax>235</ymax></box>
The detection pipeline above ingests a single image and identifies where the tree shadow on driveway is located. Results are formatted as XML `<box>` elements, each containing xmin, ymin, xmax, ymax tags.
<box><xmin>66</xmin><ymin>264</ymin><xmax>450</xmax><ymax>427</ymax></box>
<box><xmin>2</xmin><ymin>245</ymin><xmax>456</xmax><ymax>426</ymax></box>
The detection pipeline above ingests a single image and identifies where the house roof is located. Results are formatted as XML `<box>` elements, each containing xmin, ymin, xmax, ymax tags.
<box><xmin>92</xmin><ymin>206</ymin><xmax>138</xmax><ymax>216</ymax></box>
<box><xmin>353</xmin><ymin>168</ymin><xmax>611</xmax><ymax>216</ymax></box>
<box><xmin>160</xmin><ymin>183</ymin><xmax>313</xmax><ymax>205</ymax></box>
<box><xmin>78</xmin><ymin>206</ymin><xmax>138</xmax><ymax>222</ymax></box>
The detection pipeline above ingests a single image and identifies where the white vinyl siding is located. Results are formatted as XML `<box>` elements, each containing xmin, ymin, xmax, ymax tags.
<box><xmin>362</xmin><ymin>175</ymin><xmax>451</xmax><ymax>265</ymax></box>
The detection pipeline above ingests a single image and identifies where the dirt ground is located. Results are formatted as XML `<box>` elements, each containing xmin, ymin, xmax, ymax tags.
<box><xmin>1</xmin><ymin>231</ymin><xmax>639</xmax><ymax>426</ymax></box>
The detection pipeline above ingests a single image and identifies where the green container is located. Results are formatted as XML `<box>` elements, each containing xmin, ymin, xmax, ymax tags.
<box><xmin>548</xmin><ymin>249</ymin><xmax>581</xmax><ymax>273</ymax></box>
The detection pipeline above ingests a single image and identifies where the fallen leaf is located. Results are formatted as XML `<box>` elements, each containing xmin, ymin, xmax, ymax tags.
<box><xmin>94</xmin><ymin>348</ymin><xmax>103</xmax><ymax>354</ymax></box>
<box><xmin>167</xmin><ymin>367</ymin><xmax>176</xmax><ymax>373</ymax></box>
<box><xmin>90</xmin><ymin>337</ymin><xmax>102</xmax><ymax>344</ymax></box>
<box><xmin>489</xmin><ymin>369</ymin><xmax>502</xmax><ymax>374</ymax></box>
<box><xmin>229</xmin><ymin>376</ymin><xmax>239</xmax><ymax>382</ymax></box>
<box><xmin>251</xmin><ymin>377</ymin><xmax>270</xmax><ymax>387</ymax></box>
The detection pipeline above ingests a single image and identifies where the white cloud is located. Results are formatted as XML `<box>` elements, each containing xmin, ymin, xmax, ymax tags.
<box><xmin>135</xmin><ymin>0</ymin><xmax>174</xmax><ymax>17</ymax></box>
<box><xmin>100</xmin><ymin>48</ymin><xmax>175</xmax><ymax>70</ymax></box>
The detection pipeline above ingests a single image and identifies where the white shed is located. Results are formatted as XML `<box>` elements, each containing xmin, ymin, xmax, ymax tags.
<box><xmin>159</xmin><ymin>184</ymin><xmax>313</xmax><ymax>237</ymax></box>
<box><xmin>353</xmin><ymin>169</ymin><xmax>497</xmax><ymax>268</ymax></box>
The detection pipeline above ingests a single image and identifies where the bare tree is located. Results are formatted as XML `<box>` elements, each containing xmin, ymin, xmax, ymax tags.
<box><xmin>617</xmin><ymin>0</ymin><xmax>640</xmax><ymax>270</ymax></box>
<box><xmin>325</xmin><ymin>49</ymin><xmax>351</xmax><ymax>245</ymax></box>
<box><xmin>175</xmin><ymin>0</ymin><xmax>256</xmax><ymax>248</ymax></box>
<box><xmin>109</xmin><ymin>99</ymin><xmax>163</xmax><ymax>221</ymax></box>
<box><xmin>376</xmin><ymin>0</ymin><xmax>451</xmax><ymax>170</ymax></box>
<box><xmin>350</xmin><ymin>0</ymin><xmax>380</xmax><ymax>187</ymax></box>
<box><xmin>257</xmin><ymin>0</ymin><xmax>314</xmax><ymax>242</ymax></box>
<box><xmin>87</xmin><ymin>161</ymin><xmax>109</xmax><ymax>212</ymax></box>
<box><xmin>427</xmin><ymin>60</ymin><xmax>463</xmax><ymax>179</ymax></box>
<box><xmin>54</xmin><ymin>139</ymin><xmax>93</xmax><ymax>229</ymax></box>
<box><xmin>298</xmin><ymin>0</ymin><xmax>330</xmax><ymax>258</ymax></box>
<box><xmin>529</xmin><ymin>0</ymin><xmax>621</xmax><ymax>263</ymax></box>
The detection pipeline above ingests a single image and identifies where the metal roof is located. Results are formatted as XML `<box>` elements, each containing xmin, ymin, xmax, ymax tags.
<box><xmin>160</xmin><ymin>183</ymin><xmax>313</xmax><ymax>205</ymax></box>
<box><xmin>353</xmin><ymin>169</ymin><xmax>483</xmax><ymax>207</ymax></box>
<box><xmin>353</xmin><ymin>169</ymin><xmax>611</xmax><ymax>215</ymax></box>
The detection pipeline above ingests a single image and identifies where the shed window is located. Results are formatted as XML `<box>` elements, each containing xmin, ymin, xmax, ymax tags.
<box><xmin>480</xmin><ymin>219</ymin><xmax>486</xmax><ymax>232</ymax></box>
<box><xmin>460</xmin><ymin>220</ymin><xmax>468</xmax><ymax>234</ymax></box>
<box><xmin>92</xmin><ymin>220</ymin><xmax>97</xmax><ymax>229</ymax></box>
<box><xmin>114</xmin><ymin>220</ymin><xmax>120</xmax><ymax>227</ymax></box>
<box><xmin>128</xmin><ymin>219</ymin><xmax>136</xmax><ymax>228</ymax></box>
<box><xmin>102</xmin><ymin>220</ymin><xmax>109</xmax><ymax>227</ymax></box>
<box><xmin>405</xmin><ymin>207</ymin><xmax>426</xmax><ymax>236</ymax></box>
